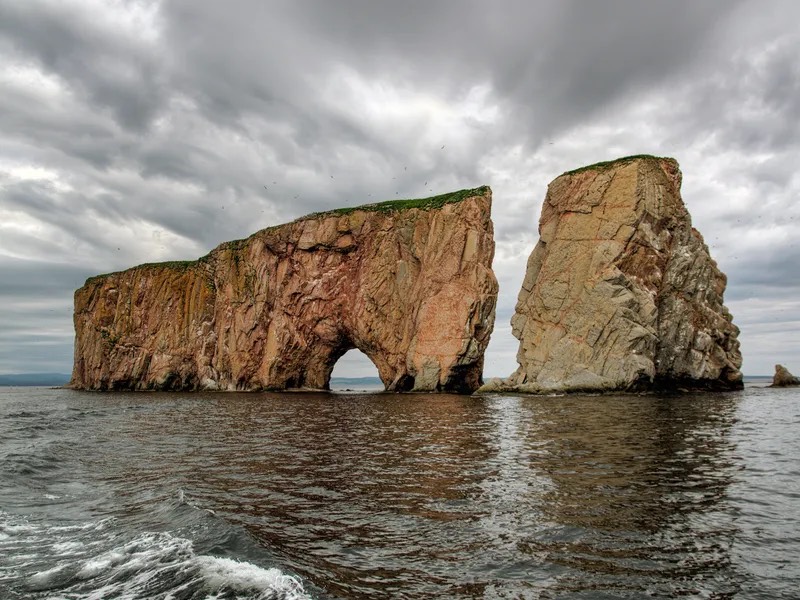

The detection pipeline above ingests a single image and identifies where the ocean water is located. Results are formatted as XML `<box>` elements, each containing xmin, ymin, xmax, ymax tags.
<box><xmin>1</xmin><ymin>383</ymin><xmax>798</xmax><ymax>599</ymax></box>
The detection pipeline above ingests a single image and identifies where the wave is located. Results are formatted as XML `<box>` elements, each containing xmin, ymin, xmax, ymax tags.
<box><xmin>0</xmin><ymin>510</ymin><xmax>311</xmax><ymax>600</ymax></box>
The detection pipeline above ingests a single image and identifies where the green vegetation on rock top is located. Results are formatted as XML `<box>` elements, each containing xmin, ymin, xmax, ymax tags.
<box><xmin>560</xmin><ymin>154</ymin><xmax>675</xmax><ymax>177</ymax></box>
<box><xmin>137</xmin><ymin>260</ymin><xmax>197</xmax><ymax>270</ymax></box>
<box><xmin>82</xmin><ymin>186</ymin><xmax>490</xmax><ymax>287</ymax></box>
<box><xmin>303</xmin><ymin>186</ymin><xmax>490</xmax><ymax>219</ymax></box>
<box><xmin>84</xmin><ymin>260</ymin><xmax>199</xmax><ymax>285</ymax></box>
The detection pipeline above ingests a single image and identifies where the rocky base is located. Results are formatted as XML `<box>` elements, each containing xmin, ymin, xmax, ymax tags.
<box><xmin>478</xmin><ymin>374</ymin><xmax>743</xmax><ymax>395</ymax></box>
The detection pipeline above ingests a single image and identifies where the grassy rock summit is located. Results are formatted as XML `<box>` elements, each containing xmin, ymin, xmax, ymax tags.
<box><xmin>71</xmin><ymin>187</ymin><xmax>498</xmax><ymax>393</ymax></box>
<box><xmin>484</xmin><ymin>155</ymin><xmax>742</xmax><ymax>393</ymax></box>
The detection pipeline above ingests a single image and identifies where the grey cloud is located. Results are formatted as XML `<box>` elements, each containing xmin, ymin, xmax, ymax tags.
<box><xmin>137</xmin><ymin>143</ymin><xmax>218</xmax><ymax>184</ymax></box>
<box><xmin>0</xmin><ymin>77</ymin><xmax>122</xmax><ymax>171</ymax></box>
<box><xmin>0</xmin><ymin>258</ymin><xmax>93</xmax><ymax>298</ymax></box>
<box><xmin>2</xmin><ymin>180</ymin><xmax>128</xmax><ymax>254</ymax></box>
<box><xmin>0</xmin><ymin>274</ymin><xmax>76</xmax><ymax>374</ymax></box>
<box><xmin>0</xmin><ymin>0</ymin><xmax>166</xmax><ymax>132</ymax></box>
<box><xmin>274</xmin><ymin>0</ymin><xmax>744</xmax><ymax>143</ymax></box>
<box><xmin>0</xmin><ymin>334</ymin><xmax>74</xmax><ymax>374</ymax></box>
<box><xmin>713</xmin><ymin>41</ymin><xmax>800</xmax><ymax>153</ymax></box>
<box><xmin>726</xmin><ymin>245</ymin><xmax>800</xmax><ymax>299</ymax></box>
<box><xmin>654</xmin><ymin>30</ymin><xmax>800</xmax><ymax>158</ymax></box>
<box><xmin>150</xmin><ymin>0</ymin><xmax>742</xmax><ymax>207</ymax></box>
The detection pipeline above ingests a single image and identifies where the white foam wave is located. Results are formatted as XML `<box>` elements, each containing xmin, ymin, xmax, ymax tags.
<box><xmin>0</xmin><ymin>511</ymin><xmax>311</xmax><ymax>600</ymax></box>
<box><xmin>52</xmin><ymin>540</ymin><xmax>86</xmax><ymax>554</ymax></box>
<box><xmin>27</xmin><ymin>563</ymin><xmax>68</xmax><ymax>587</ymax></box>
<box><xmin>195</xmin><ymin>555</ymin><xmax>308</xmax><ymax>599</ymax></box>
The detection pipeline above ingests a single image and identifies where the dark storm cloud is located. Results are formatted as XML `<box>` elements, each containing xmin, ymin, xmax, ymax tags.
<box><xmin>275</xmin><ymin>0</ymin><xmax>743</xmax><ymax>142</ymax></box>
<box><xmin>147</xmin><ymin>0</ymin><xmax>745</xmax><ymax>220</ymax></box>
<box><xmin>0</xmin><ymin>73</ymin><xmax>123</xmax><ymax>171</ymax></box>
<box><xmin>0</xmin><ymin>0</ymin><xmax>165</xmax><ymax>131</ymax></box>
<box><xmin>656</xmin><ymin>33</ymin><xmax>800</xmax><ymax>158</ymax></box>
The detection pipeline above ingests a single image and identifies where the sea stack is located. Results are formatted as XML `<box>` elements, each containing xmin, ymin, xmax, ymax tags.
<box><xmin>488</xmin><ymin>155</ymin><xmax>742</xmax><ymax>393</ymax></box>
<box><xmin>771</xmin><ymin>364</ymin><xmax>800</xmax><ymax>387</ymax></box>
<box><xmin>71</xmin><ymin>187</ymin><xmax>498</xmax><ymax>393</ymax></box>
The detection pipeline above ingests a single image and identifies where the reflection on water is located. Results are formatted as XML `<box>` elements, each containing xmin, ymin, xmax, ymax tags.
<box><xmin>1</xmin><ymin>386</ymin><xmax>798</xmax><ymax>598</ymax></box>
<box><xmin>520</xmin><ymin>394</ymin><xmax>741</xmax><ymax>597</ymax></box>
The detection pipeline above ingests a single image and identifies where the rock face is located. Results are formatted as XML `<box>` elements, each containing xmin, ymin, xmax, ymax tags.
<box><xmin>492</xmin><ymin>155</ymin><xmax>742</xmax><ymax>393</ymax></box>
<box><xmin>771</xmin><ymin>364</ymin><xmax>800</xmax><ymax>387</ymax></box>
<box><xmin>71</xmin><ymin>188</ymin><xmax>498</xmax><ymax>393</ymax></box>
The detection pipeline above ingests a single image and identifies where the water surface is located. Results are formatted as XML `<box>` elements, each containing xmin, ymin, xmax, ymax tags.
<box><xmin>1</xmin><ymin>384</ymin><xmax>798</xmax><ymax>598</ymax></box>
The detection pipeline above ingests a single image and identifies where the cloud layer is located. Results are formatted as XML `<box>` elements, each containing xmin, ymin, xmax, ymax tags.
<box><xmin>2</xmin><ymin>0</ymin><xmax>798</xmax><ymax>377</ymax></box>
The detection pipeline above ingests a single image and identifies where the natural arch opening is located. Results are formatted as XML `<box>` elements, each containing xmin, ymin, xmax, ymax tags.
<box><xmin>329</xmin><ymin>348</ymin><xmax>384</xmax><ymax>391</ymax></box>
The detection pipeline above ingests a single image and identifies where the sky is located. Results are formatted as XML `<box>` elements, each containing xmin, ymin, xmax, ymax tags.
<box><xmin>1</xmin><ymin>0</ymin><xmax>798</xmax><ymax>378</ymax></box>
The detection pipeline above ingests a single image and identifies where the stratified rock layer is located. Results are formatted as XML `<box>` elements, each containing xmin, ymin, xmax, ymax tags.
<box><xmin>771</xmin><ymin>364</ymin><xmax>800</xmax><ymax>387</ymax></box>
<box><xmin>71</xmin><ymin>188</ymin><xmax>498</xmax><ymax>393</ymax></box>
<box><xmin>493</xmin><ymin>156</ymin><xmax>742</xmax><ymax>393</ymax></box>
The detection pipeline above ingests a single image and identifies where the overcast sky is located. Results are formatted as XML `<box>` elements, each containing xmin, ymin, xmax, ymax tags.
<box><xmin>1</xmin><ymin>0</ymin><xmax>798</xmax><ymax>378</ymax></box>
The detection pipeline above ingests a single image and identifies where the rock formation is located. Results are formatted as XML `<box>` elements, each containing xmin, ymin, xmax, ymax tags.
<box><xmin>71</xmin><ymin>188</ymin><xmax>498</xmax><ymax>393</ymax></box>
<box><xmin>484</xmin><ymin>155</ymin><xmax>742</xmax><ymax>394</ymax></box>
<box><xmin>771</xmin><ymin>364</ymin><xmax>800</xmax><ymax>387</ymax></box>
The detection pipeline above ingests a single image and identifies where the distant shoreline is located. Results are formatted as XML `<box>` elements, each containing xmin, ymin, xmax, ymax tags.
<box><xmin>0</xmin><ymin>373</ymin><xmax>72</xmax><ymax>387</ymax></box>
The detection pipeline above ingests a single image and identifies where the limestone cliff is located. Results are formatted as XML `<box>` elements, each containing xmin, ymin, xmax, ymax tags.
<box><xmin>487</xmin><ymin>156</ymin><xmax>742</xmax><ymax>393</ymax></box>
<box><xmin>71</xmin><ymin>187</ymin><xmax>498</xmax><ymax>393</ymax></box>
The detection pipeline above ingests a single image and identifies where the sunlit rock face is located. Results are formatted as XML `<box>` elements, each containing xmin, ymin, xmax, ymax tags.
<box><xmin>71</xmin><ymin>188</ymin><xmax>498</xmax><ymax>393</ymax></box>
<box><xmin>485</xmin><ymin>156</ymin><xmax>742</xmax><ymax>394</ymax></box>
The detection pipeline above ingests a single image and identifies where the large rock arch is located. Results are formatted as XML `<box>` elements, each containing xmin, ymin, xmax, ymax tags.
<box><xmin>71</xmin><ymin>187</ymin><xmax>498</xmax><ymax>393</ymax></box>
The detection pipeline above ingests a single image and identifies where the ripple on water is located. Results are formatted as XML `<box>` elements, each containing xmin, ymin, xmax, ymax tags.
<box><xmin>1</xmin><ymin>386</ymin><xmax>799</xmax><ymax>598</ymax></box>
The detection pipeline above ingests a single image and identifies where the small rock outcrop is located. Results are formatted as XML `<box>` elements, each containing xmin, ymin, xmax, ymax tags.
<box><xmin>771</xmin><ymin>364</ymin><xmax>800</xmax><ymax>387</ymax></box>
<box><xmin>71</xmin><ymin>188</ymin><xmax>498</xmax><ymax>393</ymax></box>
<box><xmin>485</xmin><ymin>155</ymin><xmax>742</xmax><ymax>394</ymax></box>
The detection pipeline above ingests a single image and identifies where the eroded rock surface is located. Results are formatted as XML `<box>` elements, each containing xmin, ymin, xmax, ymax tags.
<box><xmin>486</xmin><ymin>156</ymin><xmax>742</xmax><ymax>393</ymax></box>
<box><xmin>71</xmin><ymin>188</ymin><xmax>498</xmax><ymax>393</ymax></box>
<box><xmin>771</xmin><ymin>364</ymin><xmax>800</xmax><ymax>387</ymax></box>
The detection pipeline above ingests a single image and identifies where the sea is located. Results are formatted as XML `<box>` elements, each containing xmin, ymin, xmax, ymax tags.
<box><xmin>1</xmin><ymin>378</ymin><xmax>798</xmax><ymax>599</ymax></box>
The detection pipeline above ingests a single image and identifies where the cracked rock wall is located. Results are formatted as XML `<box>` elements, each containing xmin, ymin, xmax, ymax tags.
<box><xmin>494</xmin><ymin>156</ymin><xmax>742</xmax><ymax>393</ymax></box>
<box><xmin>71</xmin><ymin>188</ymin><xmax>498</xmax><ymax>393</ymax></box>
